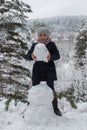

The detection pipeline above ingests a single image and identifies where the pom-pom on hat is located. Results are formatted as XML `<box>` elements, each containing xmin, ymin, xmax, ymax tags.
<box><xmin>37</xmin><ymin>27</ymin><xmax>50</xmax><ymax>36</ymax></box>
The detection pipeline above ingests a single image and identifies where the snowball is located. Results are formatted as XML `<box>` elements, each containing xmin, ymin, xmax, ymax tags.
<box><xmin>33</xmin><ymin>43</ymin><xmax>49</xmax><ymax>62</ymax></box>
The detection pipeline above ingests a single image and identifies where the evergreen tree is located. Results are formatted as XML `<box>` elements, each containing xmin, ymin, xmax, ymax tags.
<box><xmin>74</xmin><ymin>23</ymin><xmax>87</xmax><ymax>102</ymax></box>
<box><xmin>0</xmin><ymin>0</ymin><xmax>32</xmax><ymax>99</ymax></box>
<box><xmin>75</xmin><ymin>29</ymin><xmax>87</xmax><ymax>67</ymax></box>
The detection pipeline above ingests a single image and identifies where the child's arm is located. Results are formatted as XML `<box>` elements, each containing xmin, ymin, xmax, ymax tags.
<box><xmin>48</xmin><ymin>42</ymin><xmax>60</xmax><ymax>61</ymax></box>
<box><xmin>25</xmin><ymin>43</ymin><xmax>37</xmax><ymax>61</ymax></box>
<box><xmin>31</xmin><ymin>53</ymin><xmax>37</xmax><ymax>60</ymax></box>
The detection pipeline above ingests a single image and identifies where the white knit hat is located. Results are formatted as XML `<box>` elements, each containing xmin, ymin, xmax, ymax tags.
<box><xmin>37</xmin><ymin>27</ymin><xmax>50</xmax><ymax>36</ymax></box>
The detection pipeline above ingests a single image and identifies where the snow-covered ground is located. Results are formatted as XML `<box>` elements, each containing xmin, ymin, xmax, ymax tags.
<box><xmin>0</xmin><ymin>83</ymin><xmax>87</xmax><ymax>130</ymax></box>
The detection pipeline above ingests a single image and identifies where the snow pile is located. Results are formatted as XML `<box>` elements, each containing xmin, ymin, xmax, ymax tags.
<box><xmin>24</xmin><ymin>82</ymin><xmax>54</xmax><ymax>126</ymax></box>
<box><xmin>33</xmin><ymin>43</ymin><xmax>49</xmax><ymax>62</ymax></box>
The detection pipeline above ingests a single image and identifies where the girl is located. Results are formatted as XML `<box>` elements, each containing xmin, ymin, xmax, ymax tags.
<box><xmin>25</xmin><ymin>27</ymin><xmax>62</xmax><ymax>116</ymax></box>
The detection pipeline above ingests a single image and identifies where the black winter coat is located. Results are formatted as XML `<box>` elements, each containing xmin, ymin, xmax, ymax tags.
<box><xmin>25</xmin><ymin>41</ymin><xmax>60</xmax><ymax>84</ymax></box>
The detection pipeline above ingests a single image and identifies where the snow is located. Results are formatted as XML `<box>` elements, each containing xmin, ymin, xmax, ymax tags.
<box><xmin>0</xmin><ymin>83</ymin><xmax>87</xmax><ymax>130</ymax></box>
<box><xmin>33</xmin><ymin>43</ymin><xmax>49</xmax><ymax>62</ymax></box>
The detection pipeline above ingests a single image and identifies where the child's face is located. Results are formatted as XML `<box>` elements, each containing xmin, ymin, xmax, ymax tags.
<box><xmin>38</xmin><ymin>33</ymin><xmax>49</xmax><ymax>43</ymax></box>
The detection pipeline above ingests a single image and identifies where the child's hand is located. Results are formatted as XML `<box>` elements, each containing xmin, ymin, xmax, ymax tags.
<box><xmin>31</xmin><ymin>53</ymin><xmax>37</xmax><ymax>60</ymax></box>
<box><xmin>47</xmin><ymin>53</ymin><xmax>51</xmax><ymax>61</ymax></box>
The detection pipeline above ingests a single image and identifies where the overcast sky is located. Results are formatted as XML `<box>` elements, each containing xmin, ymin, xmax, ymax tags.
<box><xmin>24</xmin><ymin>0</ymin><xmax>87</xmax><ymax>19</ymax></box>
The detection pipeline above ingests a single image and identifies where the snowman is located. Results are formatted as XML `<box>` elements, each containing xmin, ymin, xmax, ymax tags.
<box><xmin>24</xmin><ymin>83</ymin><xmax>54</xmax><ymax>126</ymax></box>
<box><xmin>33</xmin><ymin>43</ymin><xmax>49</xmax><ymax>62</ymax></box>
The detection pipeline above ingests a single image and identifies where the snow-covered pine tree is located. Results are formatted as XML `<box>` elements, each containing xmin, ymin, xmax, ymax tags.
<box><xmin>0</xmin><ymin>0</ymin><xmax>32</xmax><ymax>101</ymax></box>
<box><xmin>74</xmin><ymin>22</ymin><xmax>87</xmax><ymax>102</ymax></box>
